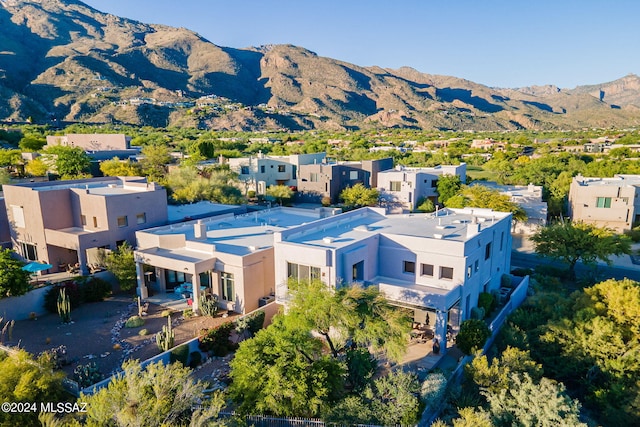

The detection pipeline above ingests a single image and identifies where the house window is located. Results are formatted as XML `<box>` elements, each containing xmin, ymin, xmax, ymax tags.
<box><xmin>467</xmin><ymin>266</ymin><xmax>472</xmax><ymax>278</ymax></box>
<box><xmin>390</xmin><ymin>181</ymin><xmax>402</xmax><ymax>192</ymax></box>
<box><xmin>403</xmin><ymin>261</ymin><xmax>416</xmax><ymax>274</ymax></box>
<box><xmin>117</xmin><ymin>216</ymin><xmax>128</xmax><ymax>227</ymax></box>
<box><xmin>485</xmin><ymin>242</ymin><xmax>492</xmax><ymax>260</ymax></box>
<box><xmin>475</xmin><ymin>260</ymin><xmax>479</xmax><ymax>272</ymax></box>
<box><xmin>93</xmin><ymin>216</ymin><xmax>98</xmax><ymax>228</ymax></box>
<box><xmin>20</xmin><ymin>242</ymin><xmax>38</xmax><ymax>261</ymax></box>
<box><xmin>260</xmin><ymin>165</ymin><xmax>265</xmax><ymax>173</ymax></box>
<box><xmin>278</xmin><ymin>165</ymin><xmax>286</xmax><ymax>172</ymax></box>
<box><xmin>500</xmin><ymin>231</ymin><xmax>504</xmax><ymax>251</ymax></box>
<box><xmin>81</xmin><ymin>215</ymin><xmax>87</xmax><ymax>226</ymax></box>
<box><xmin>136</xmin><ymin>213</ymin><xmax>146</xmax><ymax>225</ymax></box>
<box><xmin>431</xmin><ymin>179</ymin><xmax>438</xmax><ymax>188</ymax></box>
<box><xmin>287</xmin><ymin>262</ymin><xmax>321</xmax><ymax>282</ymax></box>
<box><xmin>240</xmin><ymin>166</ymin><xmax>250</xmax><ymax>175</ymax></box>
<box><xmin>596</xmin><ymin>197</ymin><xmax>612</xmax><ymax>208</ymax></box>
<box><xmin>440</xmin><ymin>266</ymin><xmax>454</xmax><ymax>280</ymax></box>
<box><xmin>221</xmin><ymin>272</ymin><xmax>235</xmax><ymax>302</ymax></box>
<box><xmin>310</xmin><ymin>173</ymin><xmax>319</xmax><ymax>182</ymax></box>
<box><xmin>421</xmin><ymin>263</ymin><xmax>434</xmax><ymax>276</ymax></box>
<box><xmin>349</xmin><ymin>170</ymin><xmax>358</xmax><ymax>180</ymax></box>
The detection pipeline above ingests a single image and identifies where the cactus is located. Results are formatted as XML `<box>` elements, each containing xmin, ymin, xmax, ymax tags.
<box><xmin>57</xmin><ymin>288</ymin><xmax>72</xmax><ymax>323</ymax></box>
<box><xmin>156</xmin><ymin>314</ymin><xmax>174</xmax><ymax>352</ymax></box>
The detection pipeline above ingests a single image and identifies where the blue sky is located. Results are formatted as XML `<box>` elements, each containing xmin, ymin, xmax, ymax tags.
<box><xmin>83</xmin><ymin>0</ymin><xmax>640</xmax><ymax>89</ymax></box>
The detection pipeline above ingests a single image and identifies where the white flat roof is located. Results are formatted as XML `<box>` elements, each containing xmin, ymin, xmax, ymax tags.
<box><xmin>167</xmin><ymin>201</ymin><xmax>242</xmax><ymax>223</ymax></box>
<box><xmin>141</xmin><ymin>207</ymin><xmax>322</xmax><ymax>256</ymax></box>
<box><xmin>283</xmin><ymin>208</ymin><xmax>510</xmax><ymax>249</ymax></box>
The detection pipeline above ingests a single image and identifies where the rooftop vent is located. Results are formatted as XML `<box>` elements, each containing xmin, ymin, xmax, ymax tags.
<box><xmin>354</xmin><ymin>225</ymin><xmax>371</xmax><ymax>232</ymax></box>
<box><xmin>323</xmin><ymin>237</ymin><xmax>334</xmax><ymax>244</ymax></box>
<box><xmin>433</xmin><ymin>233</ymin><xmax>444</xmax><ymax>239</ymax></box>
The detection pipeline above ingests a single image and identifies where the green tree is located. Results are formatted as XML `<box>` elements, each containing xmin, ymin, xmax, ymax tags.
<box><xmin>446</xmin><ymin>185</ymin><xmax>527</xmax><ymax>222</ymax></box>
<box><xmin>25</xmin><ymin>157</ymin><xmax>49</xmax><ymax>176</ymax></box>
<box><xmin>485</xmin><ymin>373</ymin><xmax>586</xmax><ymax>427</ymax></box>
<box><xmin>466</xmin><ymin>346</ymin><xmax>543</xmax><ymax>393</ymax></box>
<box><xmin>0</xmin><ymin>349</ymin><xmax>67</xmax><ymax>426</ymax></box>
<box><xmin>0</xmin><ymin>149</ymin><xmax>22</xmax><ymax>167</ymax></box>
<box><xmin>266</xmin><ymin>184</ymin><xmax>294</xmax><ymax>206</ymax></box>
<box><xmin>76</xmin><ymin>360</ymin><xmax>227</xmax><ymax>427</ymax></box>
<box><xmin>415</xmin><ymin>197</ymin><xmax>436</xmax><ymax>213</ymax></box>
<box><xmin>19</xmin><ymin>134</ymin><xmax>47</xmax><ymax>151</ymax></box>
<box><xmin>104</xmin><ymin>243</ymin><xmax>137</xmax><ymax>291</ymax></box>
<box><xmin>456</xmin><ymin>319</ymin><xmax>491</xmax><ymax>355</ymax></box>
<box><xmin>99</xmin><ymin>157</ymin><xmax>142</xmax><ymax>177</ymax></box>
<box><xmin>0</xmin><ymin>249</ymin><xmax>31</xmax><ymax>297</ymax></box>
<box><xmin>229</xmin><ymin>315</ymin><xmax>345</xmax><ymax>417</ymax></box>
<box><xmin>43</xmin><ymin>146</ymin><xmax>91</xmax><ymax>179</ymax></box>
<box><xmin>140</xmin><ymin>144</ymin><xmax>172</xmax><ymax>181</ymax></box>
<box><xmin>531</xmin><ymin>221</ymin><xmax>632</xmax><ymax>280</ymax></box>
<box><xmin>436</xmin><ymin>174</ymin><xmax>463</xmax><ymax>205</ymax></box>
<box><xmin>339</xmin><ymin>183</ymin><xmax>379</xmax><ymax>208</ymax></box>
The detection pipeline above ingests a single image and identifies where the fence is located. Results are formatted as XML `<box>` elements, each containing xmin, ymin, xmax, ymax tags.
<box><xmin>219</xmin><ymin>412</ymin><xmax>381</xmax><ymax>427</ymax></box>
<box><xmin>418</xmin><ymin>275</ymin><xmax>531</xmax><ymax>427</ymax></box>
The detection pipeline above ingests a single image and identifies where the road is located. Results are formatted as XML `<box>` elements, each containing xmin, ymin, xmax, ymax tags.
<box><xmin>510</xmin><ymin>251</ymin><xmax>640</xmax><ymax>282</ymax></box>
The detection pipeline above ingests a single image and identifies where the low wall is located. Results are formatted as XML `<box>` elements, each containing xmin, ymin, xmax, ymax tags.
<box><xmin>0</xmin><ymin>285</ymin><xmax>52</xmax><ymax>320</ymax></box>
<box><xmin>83</xmin><ymin>302</ymin><xmax>281</xmax><ymax>395</ymax></box>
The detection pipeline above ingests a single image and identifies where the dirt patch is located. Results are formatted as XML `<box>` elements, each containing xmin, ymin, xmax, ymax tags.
<box><xmin>6</xmin><ymin>294</ymin><xmax>240</xmax><ymax>386</ymax></box>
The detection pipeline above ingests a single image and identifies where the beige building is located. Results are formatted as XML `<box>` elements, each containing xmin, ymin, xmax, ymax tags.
<box><xmin>3</xmin><ymin>177</ymin><xmax>167</xmax><ymax>274</ymax></box>
<box><xmin>46</xmin><ymin>134</ymin><xmax>131</xmax><ymax>151</ymax></box>
<box><xmin>568</xmin><ymin>174</ymin><xmax>640</xmax><ymax>233</ymax></box>
<box><xmin>134</xmin><ymin>207</ymin><xmax>334</xmax><ymax>314</ymax></box>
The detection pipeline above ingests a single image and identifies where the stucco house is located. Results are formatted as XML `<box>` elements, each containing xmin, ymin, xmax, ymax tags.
<box><xmin>274</xmin><ymin>206</ymin><xmax>512</xmax><ymax>350</ymax></box>
<box><xmin>133</xmin><ymin>207</ymin><xmax>338</xmax><ymax>314</ymax></box>
<box><xmin>377</xmin><ymin>164</ymin><xmax>467</xmax><ymax>211</ymax></box>
<box><xmin>568</xmin><ymin>174</ymin><xmax>640</xmax><ymax>233</ymax></box>
<box><xmin>2</xmin><ymin>176</ymin><xmax>167</xmax><ymax>275</ymax></box>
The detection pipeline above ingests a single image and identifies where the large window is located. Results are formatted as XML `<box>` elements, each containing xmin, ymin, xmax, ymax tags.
<box><xmin>20</xmin><ymin>242</ymin><xmax>37</xmax><ymax>261</ymax></box>
<box><xmin>221</xmin><ymin>272</ymin><xmax>235</xmax><ymax>302</ymax></box>
<box><xmin>287</xmin><ymin>262</ymin><xmax>321</xmax><ymax>282</ymax></box>
<box><xmin>421</xmin><ymin>263</ymin><xmax>434</xmax><ymax>277</ymax></box>
<box><xmin>240</xmin><ymin>166</ymin><xmax>250</xmax><ymax>175</ymax></box>
<box><xmin>403</xmin><ymin>261</ymin><xmax>416</xmax><ymax>274</ymax></box>
<box><xmin>349</xmin><ymin>170</ymin><xmax>359</xmax><ymax>180</ymax></box>
<box><xmin>390</xmin><ymin>181</ymin><xmax>402</xmax><ymax>192</ymax></box>
<box><xmin>136</xmin><ymin>213</ymin><xmax>147</xmax><ymax>225</ymax></box>
<box><xmin>596</xmin><ymin>197</ymin><xmax>612</xmax><ymax>208</ymax></box>
<box><xmin>117</xmin><ymin>216</ymin><xmax>128</xmax><ymax>227</ymax></box>
<box><xmin>278</xmin><ymin>165</ymin><xmax>286</xmax><ymax>172</ymax></box>
<box><xmin>440</xmin><ymin>266</ymin><xmax>454</xmax><ymax>280</ymax></box>
<box><xmin>310</xmin><ymin>173</ymin><xmax>319</xmax><ymax>182</ymax></box>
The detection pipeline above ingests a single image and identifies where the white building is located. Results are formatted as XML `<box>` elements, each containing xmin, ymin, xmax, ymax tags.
<box><xmin>377</xmin><ymin>164</ymin><xmax>467</xmax><ymax>211</ymax></box>
<box><xmin>274</xmin><ymin>207</ymin><xmax>512</xmax><ymax>350</ymax></box>
<box><xmin>471</xmin><ymin>182</ymin><xmax>547</xmax><ymax>234</ymax></box>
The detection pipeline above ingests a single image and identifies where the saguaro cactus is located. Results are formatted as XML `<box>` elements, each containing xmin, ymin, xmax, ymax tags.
<box><xmin>156</xmin><ymin>315</ymin><xmax>174</xmax><ymax>352</ymax></box>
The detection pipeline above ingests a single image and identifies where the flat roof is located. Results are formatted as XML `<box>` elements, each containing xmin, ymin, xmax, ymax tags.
<box><xmin>167</xmin><ymin>201</ymin><xmax>244</xmax><ymax>223</ymax></box>
<box><xmin>141</xmin><ymin>207</ymin><xmax>322</xmax><ymax>256</ymax></box>
<box><xmin>283</xmin><ymin>208</ymin><xmax>510</xmax><ymax>250</ymax></box>
<box><xmin>576</xmin><ymin>174</ymin><xmax>640</xmax><ymax>187</ymax></box>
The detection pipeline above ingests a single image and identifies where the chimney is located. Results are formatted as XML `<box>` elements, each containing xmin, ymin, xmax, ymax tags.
<box><xmin>467</xmin><ymin>217</ymin><xmax>480</xmax><ymax>237</ymax></box>
<box><xmin>194</xmin><ymin>220</ymin><xmax>207</xmax><ymax>239</ymax></box>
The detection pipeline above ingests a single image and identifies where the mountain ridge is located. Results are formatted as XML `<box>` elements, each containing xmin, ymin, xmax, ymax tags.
<box><xmin>2</xmin><ymin>0</ymin><xmax>639</xmax><ymax>131</ymax></box>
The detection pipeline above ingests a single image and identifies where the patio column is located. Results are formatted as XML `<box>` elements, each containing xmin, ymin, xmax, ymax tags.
<box><xmin>191</xmin><ymin>273</ymin><xmax>201</xmax><ymax>314</ymax></box>
<box><xmin>136</xmin><ymin>262</ymin><xmax>148</xmax><ymax>299</ymax></box>
<box><xmin>78</xmin><ymin>249</ymin><xmax>89</xmax><ymax>276</ymax></box>
<box><xmin>156</xmin><ymin>267</ymin><xmax>166</xmax><ymax>293</ymax></box>
<box><xmin>434</xmin><ymin>309</ymin><xmax>448</xmax><ymax>354</ymax></box>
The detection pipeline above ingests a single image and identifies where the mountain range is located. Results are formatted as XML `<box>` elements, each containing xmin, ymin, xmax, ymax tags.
<box><xmin>2</xmin><ymin>0</ymin><xmax>640</xmax><ymax>132</ymax></box>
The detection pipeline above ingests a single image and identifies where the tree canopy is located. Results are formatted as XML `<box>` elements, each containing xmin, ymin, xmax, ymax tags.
<box><xmin>103</xmin><ymin>243</ymin><xmax>137</xmax><ymax>291</ymax></box>
<box><xmin>266</xmin><ymin>184</ymin><xmax>294</xmax><ymax>206</ymax></box>
<box><xmin>42</xmin><ymin>145</ymin><xmax>91</xmax><ymax>179</ymax></box>
<box><xmin>0</xmin><ymin>249</ymin><xmax>32</xmax><ymax>298</ymax></box>
<box><xmin>444</xmin><ymin>184</ymin><xmax>527</xmax><ymax>222</ymax></box>
<box><xmin>531</xmin><ymin>221</ymin><xmax>632</xmax><ymax>279</ymax></box>
<box><xmin>436</xmin><ymin>174</ymin><xmax>463</xmax><ymax>205</ymax></box>
<box><xmin>339</xmin><ymin>183</ymin><xmax>379</xmax><ymax>209</ymax></box>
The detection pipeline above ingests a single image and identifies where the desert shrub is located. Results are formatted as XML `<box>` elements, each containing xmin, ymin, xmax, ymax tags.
<box><xmin>456</xmin><ymin>319</ymin><xmax>491</xmax><ymax>355</ymax></box>
<box><xmin>80</xmin><ymin>277</ymin><xmax>112</xmax><ymax>302</ymax></box>
<box><xmin>44</xmin><ymin>282</ymin><xmax>81</xmax><ymax>313</ymax></box>
<box><xmin>124</xmin><ymin>316</ymin><xmax>144</xmax><ymax>328</ymax></box>
<box><xmin>246</xmin><ymin>310</ymin><xmax>265</xmax><ymax>336</ymax></box>
<box><xmin>189</xmin><ymin>351</ymin><xmax>202</xmax><ymax>369</ymax></box>
<box><xmin>198</xmin><ymin>322</ymin><xmax>237</xmax><ymax>356</ymax></box>
<box><xmin>138</xmin><ymin>329</ymin><xmax>149</xmax><ymax>336</ymax></box>
<box><xmin>170</xmin><ymin>344</ymin><xmax>190</xmax><ymax>366</ymax></box>
<box><xmin>182</xmin><ymin>308</ymin><xmax>194</xmax><ymax>319</ymax></box>
<box><xmin>161</xmin><ymin>309</ymin><xmax>173</xmax><ymax>317</ymax></box>
<box><xmin>73</xmin><ymin>362</ymin><xmax>105</xmax><ymax>388</ymax></box>
<box><xmin>321</xmin><ymin>196</ymin><xmax>332</xmax><ymax>206</ymax></box>
<box><xmin>477</xmin><ymin>292</ymin><xmax>496</xmax><ymax>315</ymax></box>
<box><xmin>199</xmin><ymin>295</ymin><xmax>218</xmax><ymax>317</ymax></box>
